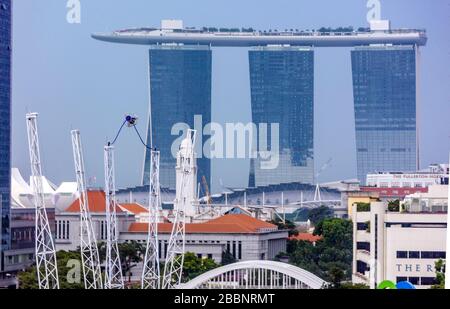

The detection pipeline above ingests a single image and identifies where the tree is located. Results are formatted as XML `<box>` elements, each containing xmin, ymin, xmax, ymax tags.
<box><xmin>18</xmin><ymin>250</ymin><xmax>86</xmax><ymax>289</ymax></box>
<box><xmin>269</xmin><ymin>218</ymin><xmax>298</xmax><ymax>236</ymax></box>
<box><xmin>97</xmin><ymin>240</ymin><xmax>144</xmax><ymax>283</ymax></box>
<box><xmin>431</xmin><ymin>259</ymin><xmax>445</xmax><ymax>289</ymax></box>
<box><xmin>182</xmin><ymin>252</ymin><xmax>218</xmax><ymax>282</ymax></box>
<box><xmin>339</xmin><ymin>283</ymin><xmax>370</xmax><ymax>289</ymax></box>
<box><xmin>118</xmin><ymin>241</ymin><xmax>144</xmax><ymax>283</ymax></box>
<box><xmin>221</xmin><ymin>250</ymin><xmax>236</xmax><ymax>265</ymax></box>
<box><xmin>388</xmin><ymin>200</ymin><xmax>400</xmax><ymax>212</ymax></box>
<box><xmin>287</xmin><ymin>218</ymin><xmax>353</xmax><ymax>286</ymax></box>
<box><xmin>308</xmin><ymin>206</ymin><xmax>334</xmax><ymax>225</ymax></box>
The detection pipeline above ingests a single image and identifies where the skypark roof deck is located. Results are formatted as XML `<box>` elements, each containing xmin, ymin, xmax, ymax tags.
<box><xmin>92</xmin><ymin>25</ymin><xmax>427</xmax><ymax>47</ymax></box>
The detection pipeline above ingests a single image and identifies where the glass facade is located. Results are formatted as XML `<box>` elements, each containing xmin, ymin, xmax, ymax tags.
<box><xmin>0</xmin><ymin>0</ymin><xmax>11</xmax><ymax>272</ymax></box>
<box><xmin>248</xmin><ymin>47</ymin><xmax>314</xmax><ymax>187</ymax></box>
<box><xmin>352</xmin><ymin>46</ymin><xmax>417</xmax><ymax>184</ymax></box>
<box><xmin>143</xmin><ymin>45</ymin><xmax>211</xmax><ymax>189</ymax></box>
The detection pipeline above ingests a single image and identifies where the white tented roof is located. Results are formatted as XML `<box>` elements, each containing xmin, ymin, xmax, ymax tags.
<box><xmin>56</xmin><ymin>182</ymin><xmax>78</xmax><ymax>194</ymax></box>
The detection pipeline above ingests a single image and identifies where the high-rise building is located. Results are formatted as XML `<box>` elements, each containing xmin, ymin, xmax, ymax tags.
<box><xmin>351</xmin><ymin>45</ymin><xmax>418</xmax><ymax>184</ymax></box>
<box><xmin>248</xmin><ymin>47</ymin><xmax>314</xmax><ymax>187</ymax></box>
<box><xmin>0</xmin><ymin>0</ymin><xmax>11</xmax><ymax>272</ymax></box>
<box><xmin>142</xmin><ymin>45</ymin><xmax>211</xmax><ymax>190</ymax></box>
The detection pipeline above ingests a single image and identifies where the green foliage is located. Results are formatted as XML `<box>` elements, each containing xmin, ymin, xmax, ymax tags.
<box><xmin>182</xmin><ymin>252</ymin><xmax>219</xmax><ymax>282</ymax></box>
<box><xmin>356</xmin><ymin>203</ymin><xmax>370</xmax><ymax>212</ymax></box>
<box><xmin>339</xmin><ymin>283</ymin><xmax>370</xmax><ymax>289</ymax></box>
<box><xmin>221</xmin><ymin>250</ymin><xmax>237</xmax><ymax>265</ymax></box>
<box><xmin>288</xmin><ymin>218</ymin><xmax>353</xmax><ymax>286</ymax></box>
<box><xmin>308</xmin><ymin>206</ymin><xmax>334</xmax><ymax>225</ymax></box>
<box><xmin>388</xmin><ymin>200</ymin><xmax>400</xmax><ymax>212</ymax></box>
<box><xmin>118</xmin><ymin>241</ymin><xmax>144</xmax><ymax>283</ymax></box>
<box><xmin>98</xmin><ymin>240</ymin><xmax>144</xmax><ymax>283</ymax></box>
<box><xmin>18</xmin><ymin>250</ymin><xmax>85</xmax><ymax>289</ymax></box>
<box><xmin>269</xmin><ymin>218</ymin><xmax>298</xmax><ymax>236</ymax></box>
<box><xmin>431</xmin><ymin>259</ymin><xmax>445</xmax><ymax>289</ymax></box>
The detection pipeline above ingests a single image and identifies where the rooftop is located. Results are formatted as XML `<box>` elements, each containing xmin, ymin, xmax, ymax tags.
<box><xmin>92</xmin><ymin>22</ymin><xmax>427</xmax><ymax>48</ymax></box>
<box><xmin>289</xmin><ymin>233</ymin><xmax>323</xmax><ymax>243</ymax></box>
<box><xmin>65</xmin><ymin>190</ymin><xmax>124</xmax><ymax>213</ymax></box>
<box><xmin>128</xmin><ymin>214</ymin><xmax>278</xmax><ymax>234</ymax></box>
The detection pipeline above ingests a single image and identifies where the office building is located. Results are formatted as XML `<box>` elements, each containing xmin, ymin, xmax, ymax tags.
<box><xmin>0</xmin><ymin>0</ymin><xmax>11</xmax><ymax>274</ymax></box>
<box><xmin>351</xmin><ymin>187</ymin><xmax>448</xmax><ymax>289</ymax></box>
<box><xmin>142</xmin><ymin>45</ymin><xmax>211</xmax><ymax>190</ymax></box>
<box><xmin>92</xmin><ymin>20</ymin><xmax>427</xmax><ymax>188</ymax></box>
<box><xmin>248</xmin><ymin>46</ymin><xmax>314</xmax><ymax>187</ymax></box>
<box><xmin>352</xmin><ymin>45</ymin><xmax>418</xmax><ymax>184</ymax></box>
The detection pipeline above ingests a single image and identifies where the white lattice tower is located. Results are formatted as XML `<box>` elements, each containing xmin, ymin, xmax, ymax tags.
<box><xmin>141</xmin><ymin>150</ymin><xmax>161</xmax><ymax>289</ymax></box>
<box><xmin>71</xmin><ymin>130</ymin><xmax>103</xmax><ymax>289</ymax></box>
<box><xmin>103</xmin><ymin>145</ymin><xmax>124</xmax><ymax>289</ymax></box>
<box><xmin>162</xmin><ymin>129</ymin><xmax>197</xmax><ymax>289</ymax></box>
<box><xmin>26</xmin><ymin>113</ymin><xmax>59</xmax><ymax>289</ymax></box>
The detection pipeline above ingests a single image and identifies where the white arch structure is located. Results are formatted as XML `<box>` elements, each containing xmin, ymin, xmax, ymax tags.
<box><xmin>179</xmin><ymin>261</ymin><xmax>326</xmax><ymax>289</ymax></box>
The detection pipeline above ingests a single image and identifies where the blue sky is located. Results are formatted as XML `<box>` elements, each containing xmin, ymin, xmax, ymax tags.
<box><xmin>11</xmin><ymin>0</ymin><xmax>450</xmax><ymax>193</ymax></box>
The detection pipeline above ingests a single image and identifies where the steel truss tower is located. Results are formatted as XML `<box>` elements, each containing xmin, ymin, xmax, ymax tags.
<box><xmin>103</xmin><ymin>145</ymin><xmax>124</xmax><ymax>289</ymax></box>
<box><xmin>162</xmin><ymin>130</ymin><xmax>197</xmax><ymax>289</ymax></box>
<box><xmin>71</xmin><ymin>130</ymin><xmax>103</xmax><ymax>289</ymax></box>
<box><xmin>141</xmin><ymin>150</ymin><xmax>161</xmax><ymax>289</ymax></box>
<box><xmin>26</xmin><ymin>113</ymin><xmax>59</xmax><ymax>289</ymax></box>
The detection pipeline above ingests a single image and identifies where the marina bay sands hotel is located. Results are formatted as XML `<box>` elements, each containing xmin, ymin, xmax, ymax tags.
<box><xmin>92</xmin><ymin>20</ymin><xmax>427</xmax><ymax>190</ymax></box>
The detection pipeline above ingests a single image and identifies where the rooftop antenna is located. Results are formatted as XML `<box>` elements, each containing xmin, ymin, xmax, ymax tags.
<box><xmin>26</xmin><ymin>113</ymin><xmax>59</xmax><ymax>289</ymax></box>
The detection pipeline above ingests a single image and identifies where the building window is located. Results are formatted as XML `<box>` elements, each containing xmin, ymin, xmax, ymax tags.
<box><xmin>56</xmin><ymin>220</ymin><xmax>70</xmax><ymax>240</ymax></box>
<box><xmin>357</xmin><ymin>222</ymin><xmax>369</xmax><ymax>231</ymax></box>
<box><xmin>421</xmin><ymin>251</ymin><xmax>446</xmax><ymax>259</ymax></box>
<box><xmin>420</xmin><ymin>277</ymin><xmax>437</xmax><ymax>286</ymax></box>
<box><xmin>408</xmin><ymin>251</ymin><xmax>420</xmax><ymax>259</ymax></box>
<box><xmin>238</xmin><ymin>241</ymin><xmax>242</xmax><ymax>260</ymax></box>
<box><xmin>100</xmin><ymin>221</ymin><xmax>107</xmax><ymax>240</ymax></box>
<box><xmin>357</xmin><ymin>260</ymin><xmax>368</xmax><ymax>274</ymax></box>
<box><xmin>207</xmin><ymin>254</ymin><xmax>213</xmax><ymax>259</ymax></box>
<box><xmin>408</xmin><ymin>277</ymin><xmax>419</xmax><ymax>285</ymax></box>
<box><xmin>396</xmin><ymin>251</ymin><xmax>408</xmax><ymax>259</ymax></box>
<box><xmin>357</xmin><ymin>242</ymin><xmax>370</xmax><ymax>252</ymax></box>
<box><xmin>396</xmin><ymin>277</ymin><xmax>407</xmax><ymax>283</ymax></box>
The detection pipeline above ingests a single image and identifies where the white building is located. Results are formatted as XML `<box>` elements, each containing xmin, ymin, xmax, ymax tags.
<box><xmin>11</xmin><ymin>168</ymin><xmax>78</xmax><ymax>210</ymax></box>
<box><xmin>366</xmin><ymin>164</ymin><xmax>448</xmax><ymax>188</ymax></box>
<box><xmin>55</xmin><ymin>190</ymin><xmax>288</xmax><ymax>264</ymax></box>
<box><xmin>351</xmin><ymin>186</ymin><xmax>448</xmax><ymax>289</ymax></box>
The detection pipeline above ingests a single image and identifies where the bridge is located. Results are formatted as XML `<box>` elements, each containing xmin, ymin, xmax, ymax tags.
<box><xmin>178</xmin><ymin>260</ymin><xmax>327</xmax><ymax>289</ymax></box>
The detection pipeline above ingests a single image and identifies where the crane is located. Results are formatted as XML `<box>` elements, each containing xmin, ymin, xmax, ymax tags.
<box><xmin>103</xmin><ymin>145</ymin><xmax>124</xmax><ymax>289</ymax></box>
<box><xmin>26</xmin><ymin>113</ymin><xmax>59</xmax><ymax>289</ymax></box>
<box><xmin>141</xmin><ymin>149</ymin><xmax>161</xmax><ymax>289</ymax></box>
<box><xmin>162</xmin><ymin>129</ymin><xmax>197</xmax><ymax>289</ymax></box>
<box><xmin>71</xmin><ymin>130</ymin><xmax>103</xmax><ymax>289</ymax></box>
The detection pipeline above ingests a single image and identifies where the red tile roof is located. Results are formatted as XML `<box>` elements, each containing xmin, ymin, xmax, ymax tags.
<box><xmin>119</xmin><ymin>203</ymin><xmax>148</xmax><ymax>214</ymax></box>
<box><xmin>289</xmin><ymin>233</ymin><xmax>322</xmax><ymax>243</ymax></box>
<box><xmin>128</xmin><ymin>214</ymin><xmax>277</xmax><ymax>234</ymax></box>
<box><xmin>65</xmin><ymin>190</ymin><xmax>123</xmax><ymax>213</ymax></box>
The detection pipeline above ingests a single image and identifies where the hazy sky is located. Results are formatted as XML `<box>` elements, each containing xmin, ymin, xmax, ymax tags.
<box><xmin>11</xmin><ymin>0</ymin><xmax>450</xmax><ymax>193</ymax></box>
